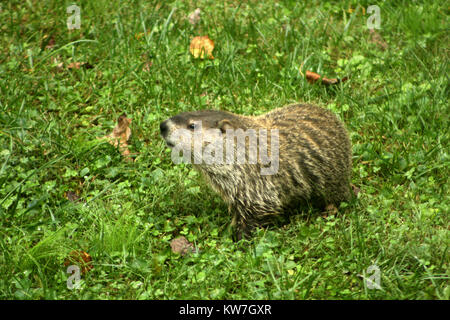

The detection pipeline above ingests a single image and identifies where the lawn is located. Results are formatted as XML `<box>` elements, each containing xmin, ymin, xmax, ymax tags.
<box><xmin>0</xmin><ymin>0</ymin><xmax>448</xmax><ymax>299</ymax></box>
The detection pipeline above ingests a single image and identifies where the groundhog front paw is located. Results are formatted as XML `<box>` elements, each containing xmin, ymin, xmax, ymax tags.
<box><xmin>232</xmin><ymin>224</ymin><xmax>253</xmax><ymax>242</ymax></box>
<box><xmin>232</xmin><ymin>230</ymin><xmax>243</xmax><ymax>242</ymax></box>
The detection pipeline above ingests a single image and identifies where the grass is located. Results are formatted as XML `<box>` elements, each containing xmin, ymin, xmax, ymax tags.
<box><xmin>0</xmin><ymin>0</ymin><xmax>448</xmax><ymax>299</ymax></box>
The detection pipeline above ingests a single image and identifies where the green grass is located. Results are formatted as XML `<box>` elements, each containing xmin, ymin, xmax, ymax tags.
<box><xmin>0</xmin><ymin>0</ymin><xmax>448</xmax><ymax>299</ymax></box>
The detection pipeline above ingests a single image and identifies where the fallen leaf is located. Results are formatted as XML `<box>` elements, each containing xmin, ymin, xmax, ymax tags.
<box><xmin>369</xmin><ymin>29</ymin><xmax>388</xmax><ymax>51</ymax></box>
<box><xmin>67</xmin><ymin>61</ymin><xmax>94</xmax><ymax>70</ymax></box>
<box><xmin>305</xmin><ymin>70</ymin><xmax>347</xmax><ymax>86</ymax></box>
<box><xmin>188</xmin><ymin>8</ymin><xmax>201</xmax><ymax>25</ymax></box>
<box><xmin>142</xmin><ymin>61</ymin><xmax>152</xmax><ymax>72</ymax></box>
<box><xmin>170</xmin><ymin>236</ymin><xmax>197</xmax><ymax>256</ymax></box>
<box><xmin>99</xmin><ymin>113</ymin><xmax>133</xmax><ymax>161</ymax></box>
<box><xmin>67</xmin><ymin>62</ymin><xmax>82</xmax><ymax>69</ymax></box>
<box><xmin>305</xmin><ymin>70</ymin><xmax>321</xmax><ymax>83</ymax></box>
<box><xmin>189</xmin><ymin>36</ymin><xmax>214</xmax><ymax>59</ymax></box>
<box><xmin>65</xmin><ymin>191</ymin><xmax>80</xmax><ymax>202</ymax></box>
<box><xmin>109</xmin><ymin>114</ymin><xmax>132</xmax><ymax>145</ymax></box>
<box><xmin>64</xmin><ymin>250</ymin><xmax>93</xmax><ymax>274</ymax></box>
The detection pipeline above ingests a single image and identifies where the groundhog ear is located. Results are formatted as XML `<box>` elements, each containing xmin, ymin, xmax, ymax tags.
<box><xmin>217</xmin><ymin>120</ymin><xmax>234</xmax><ymax>133</ymax></box>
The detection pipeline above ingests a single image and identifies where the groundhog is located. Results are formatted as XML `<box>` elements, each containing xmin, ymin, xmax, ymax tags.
<box><xmin>160</xmin><ymin>104</ymin><xmax>352</xmax><ymax>240</ymax></box>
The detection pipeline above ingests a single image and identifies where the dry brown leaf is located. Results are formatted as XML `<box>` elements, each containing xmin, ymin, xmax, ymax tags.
<box><xmin>305</xmin><ymin>70</ymin><xmax>321</xmax><ymax>83</ymax></box>
<box><xmin>188</xmin><ymin>8</ymin><xmax>201</xmax><ymax>25</ymax></box>
<box><xmin>67</xmin><ymin>61</ymin><xmax>94</xmax><ymax>70</ymax></box>
<box><xmin>142</xmin><ymin>61</ymin><xmax>152</xmax><ymax>72</ymax></box>
<box><xmin>189</xmin><ymin>36</ymin><xmax>214</xmax><ymax>59</ymax></box>
<box><xmin>67</xmin><ymin>62</ymin><xmax>82</xmax><ymax>69</ymax></box>
<box><xmin>99</xmin><ymin>113</ymin><xmax>133</xmax><ymax>161</ymax></box>
<box><xmin>305</xmin><ymin>70</ymin><xmax>347</xmax><ymax>86</ymax></box>
<box><xmin>369</xmin><ymin>29</ymin><xmax>388</xmax><ymax>51</ymax></box>
<box><xmin>65</xmin><ymin>191</ymin><xmax>80</xmax><ymax>202</ymax></box>
<box><xmin>64</xmin><ymin>250</ymin><xmax>93</xmax><ymax>274</ymax></box>
<box><xmin>109</xmin><ymin>113</ymin><xmax>132</xmax><ymax>146</ymax></box>
<box><xmin>170</xmin><ymin>236</ymin><xmax>196</xmax><ymax>256</ymax></box>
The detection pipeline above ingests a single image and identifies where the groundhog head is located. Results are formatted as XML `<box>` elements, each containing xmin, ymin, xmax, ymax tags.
<box><xmin>160</xmin><ymin>110</ymin><xmax>247</xmax><ymax>164</ymax></box>
<box><xmin>160</xmin><ymin>110</ymin><xmax>279</xmax><ymax>175</ymax></box>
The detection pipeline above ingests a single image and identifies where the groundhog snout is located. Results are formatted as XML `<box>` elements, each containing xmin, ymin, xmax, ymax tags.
<box><xmin>160</xmin><ymin>120</ymin><xmax>169</xmax><ymax>137</ymax></box>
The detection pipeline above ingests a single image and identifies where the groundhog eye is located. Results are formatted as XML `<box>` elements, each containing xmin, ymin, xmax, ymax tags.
<box><xmin>188</xmin><ymin>123</ymin><xmax>196</xmax><ymax>130</ymax></box>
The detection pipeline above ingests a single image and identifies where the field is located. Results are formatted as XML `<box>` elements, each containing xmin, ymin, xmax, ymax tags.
<box><xmin>0</xmin><ymin>0</ymin><xmax>448</xmax><ymax>299</ymax></box>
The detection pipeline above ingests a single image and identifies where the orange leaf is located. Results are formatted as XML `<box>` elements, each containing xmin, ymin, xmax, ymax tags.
<box><xmin>305</xmin><ymin>70</ymin><xmax>321</xmax><ymax>83</ymax></box>
<box><xmin>305</xmin><ymin>70</ymin><xmax>347</xmax><ymax>86</ymax></box>
<box><xmin>189</xmin><ymin>36</ymin><xmax>214</xmax><ymax>59</ymax></box>
<box><xmin>64</xmin><ymin>250</ymin><xmax>93</xmax><ymax>274</ymax></box>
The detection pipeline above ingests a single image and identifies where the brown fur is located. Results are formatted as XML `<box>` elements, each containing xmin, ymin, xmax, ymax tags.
<box><xmin>160</xmin><ymin>104</ymin><xmax>352</xmax><ymax>240</ymax></box>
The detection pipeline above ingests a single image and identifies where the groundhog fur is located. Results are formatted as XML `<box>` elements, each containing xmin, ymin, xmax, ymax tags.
<box><xmin>160</xmin><ymin>103</ymin><xmax>352</xmax><ymax>240</ymax></box>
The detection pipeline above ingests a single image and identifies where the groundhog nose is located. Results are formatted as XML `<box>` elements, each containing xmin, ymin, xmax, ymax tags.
<box><xmin>160</xmin><ymin>120</ymin><xmax>169</xmax><ymax>137</ymax></box>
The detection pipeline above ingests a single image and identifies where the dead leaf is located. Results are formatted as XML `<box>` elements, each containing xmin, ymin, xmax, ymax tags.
<box><xmin>369</xmin><ymin>29</ymin><xmax>388</xmax><ymax>51</ymax></box>
<box><xmin>305</xmin><ymin>70</ymin><xmax>321</xmax><ymax>83</ymax></box>
<box><xmin>67</xmin><ymin>61</ymin><xmax>94</xmax><ymax>70</ymax></box>
<box><xmin>305</xmin><ymin>70</ymin><xmax>347</xmax><ymax>86</ymax></box>
<box><xmin>109</xmin><ymin>114</ymin><xmax>132</xmax><ymax>145</ymax></box>
<box><xmin>67</xmin><ymin>62</ymin><xmax>82</xmax><ymax>69</ymax></box>
<box><xmin>170</xmin><ymin>236</ymin><xmax>197</xmax><ymax>256</ymax></box>
<box><xmin>189</xmin><ymin>36</ymin><xmax>214</xmax><ymax>59</ymax></box>
<box><xmin>188</xmin><ymin>8</ymin><xmax>201</xmax><ymax>25</ymax></box>
<box><xmin>64</xmin><ymin>250</ymin><xmax>93</xmax><ymax>274</ymax></box>
<box><xmin>142</xmin><ymin>61</ymin><xmax>152</xmax><ymax>72</ymax></box>
<box><xmin>65</xmin><ymin>191</ymin><xmax>80</xmax><ymax>202</ymax></box>
<box><xmin>99</xmin><ymin>113</ymin><xmax>133</xmax><ymax>161</ymax></box>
